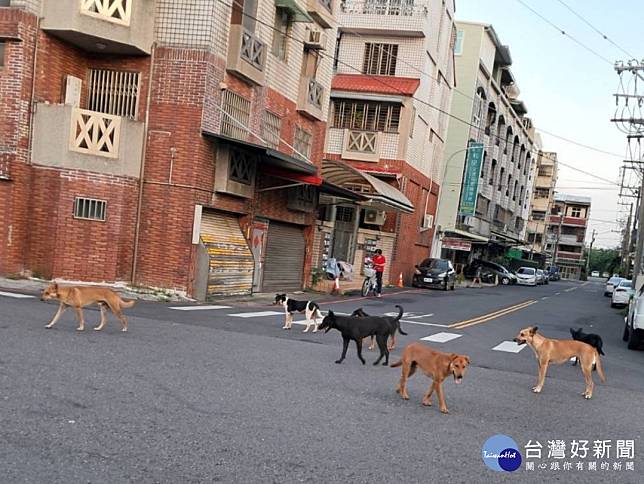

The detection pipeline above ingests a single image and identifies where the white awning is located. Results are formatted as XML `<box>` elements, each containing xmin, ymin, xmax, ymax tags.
<box><xmin>322</xmin><ymin>159</ymin><xmax>414</xmax><ymax>214</ymax></box>
<box><xmin>444</xmin><ymin>228</ymin><xmax>489</xmax><ymax>243</ymax></box>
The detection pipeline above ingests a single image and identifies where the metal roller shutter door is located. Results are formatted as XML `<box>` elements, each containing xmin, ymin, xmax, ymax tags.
<box><xmin>262</xmin><ymin>222</ymin><xmax>305</xmax><ymax>291</ymax></box>
<box><xmin>200</xmin><ymin>212</ymin><xmax>254</xmax><ymax>297</ymax></box>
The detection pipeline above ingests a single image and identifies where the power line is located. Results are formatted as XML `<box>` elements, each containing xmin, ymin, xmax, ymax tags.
<box><xmin>555</xmin><ymin>0</ymin><xmax>636</xmax><ymax>60</ymax></box>
<box><xmin>514</xmin><ymin>0</ymin><xmax>614</xmax><ymax>66</ymax></box>
<box><xmin>218</xmin><ymin>0</ymin><xmax>620</xmax><ymax>187</ymax></box>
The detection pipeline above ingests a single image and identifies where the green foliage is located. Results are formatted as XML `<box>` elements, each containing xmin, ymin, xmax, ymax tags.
<box><xmin>311</xmin><ymin>267</ymin><xmax>326</xmax><ymax>287</ymax></box>
<box><xmin>587</xmin><ymin>248</ymin><xmax>621</xmax><ymax>276</ymax></box>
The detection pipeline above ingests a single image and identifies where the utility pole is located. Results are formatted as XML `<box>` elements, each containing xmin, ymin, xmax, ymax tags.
<box><xmin>586</xmin><ymin>229</ymin><xmax>596</xmax><ymax>275</ymax></box>
<box><xmin>622</xmin><ymin>202</ymin><xmax>633</xmax><ymax>276</ymax></box>
<box><xmin>612</xmin><ymin>60</ymin><xmax>644</xmax><ymax>278</ymax></box>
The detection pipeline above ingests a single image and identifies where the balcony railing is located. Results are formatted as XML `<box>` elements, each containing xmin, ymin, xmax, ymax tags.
<box><xmin>240</xmin><ymin>29</ymin><xmax>265</xmax><ymax>71</ymax></box>
<box><xmin>341</xmin><ymin>0</ymin><xmax>427</xmax><ymax>16</ymax></box>
<box><xmin>307</xmin><ymin>79</ymin><xmax>323</xmax><ymax>109</ymax></box>
<box><xmin>346</xmin><ymin>130</ymin><xmax>378</xmax><ymax>154</ymax></box>
<box><xmin>80</xmin><ymin>0</ymin><xmax>131</xmax><ymax>26</ymax></box>
<box><xmin>69</xmin><ymin>108</ymin><xmax>121</xmax><ymax>158</ymax></box>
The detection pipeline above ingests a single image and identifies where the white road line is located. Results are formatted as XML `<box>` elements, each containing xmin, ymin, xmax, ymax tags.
<box><xmin>228</xmin><ymin>311</ymin><xmax>284</xmax><ymax>318</ymax></box>
<box><xmin>564</xmin><ymin>287</ymin><xmax>577</xmax><ymax>293</ymax></box>
<box><xmin>541</xmin><ymin>296</ymin><xmax>549</xmax><ymax>300</ymax></box>
<box><xmin>0</xmin><ymin>291</ymin><xmax>35</xmax><ymax>299</ymax></box>
<box><xmin>420</xmin><ymin>332</ymin><xmax>462</xmax><ymax>343</ymax></box>
<box><xmin>492</xmin><ymin>341</ymin><xmax>526</xmax><ymax>353</ymax></box>
<box><xmin>555</xmin><ymin>292</ymin><xmax>562</xmax><ymax>296</ymax></box>
<box><xmin>407</xmin><ymin>313</ymin><xmax>434</xmax><ymax>319</ymax></box>
<box><xmin>400</xmin><ymin>320</ymin><xmax>450</xmax><ymax>328</ymax></box>
<box><xmin>169</xmin><ymin>305</ymin><xmax>231</xmax><ymax>311</ymax></box>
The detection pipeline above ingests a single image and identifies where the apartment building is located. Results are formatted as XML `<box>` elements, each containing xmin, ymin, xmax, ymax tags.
<box><xmin>434</xmin><ymin>21</ymin><xmax>538</xmax><ymax>265</ymax></box>
<box><xmin>545</xmin><ymin>193</ymin><xmax>591</xmax><ymax>280</ymax></box>
<box><xmin>0</xmin><ymin>0</ymin><xmax>341</xmax><ymax>299</ymax></box>
<box><xmin>526</xmin><ymin>151</ymin><xmax>558</xmax><ymax>256</ymax></box>
<box><xmin>318</xmin><ymin>0</ymin><xmax>456</xmax><ymax>285</ymax></box>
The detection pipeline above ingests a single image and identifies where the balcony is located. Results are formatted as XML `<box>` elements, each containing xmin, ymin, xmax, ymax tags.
<box><xmin>41</xmin><ymin>0</ymin><xmax>154</xmax><ymax>55</ymax></box>
<box><xmin>555</xmin><ymin>250</ymin><xmax>584</xmax><ymax>263</ymax></box>
<box><xmin>297</xmin><ymin>77</ymin><xmax>325</xmax><ymax>121</ymax></box>
<box><xmin>31</xmin><ymin>104</ymin><xmax>144</xmax><ymax>178</ymax></box>
<box><xmin>558</xmin><ymin>234</ymin><xmax>584</xmax><ymax>246</ymax></box>
<box><xmin>338</xmin><ymin>0</ymin><xmax>428</xmax><ymax>37</ymax></box>
<box><xmin>227</xmin><ymin>25</ymin><xmax>266</xmax><ymax>86</ymax></box>
<box><xmin>305</xmin><ymin>0</ymin><xmax>335</xmax><ymax>28</ymax></box>
<box><xmin>535</xmin><ymin>175</ymin><xmax>553</xmax><ymax>188</ymax></box>
<box><xmin>548</xmin><ymin>215</ymin><xmax>588</xmax><ymax>227</ymax></box>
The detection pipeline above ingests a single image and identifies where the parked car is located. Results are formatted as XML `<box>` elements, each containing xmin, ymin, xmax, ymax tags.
<box><xmin>604</xmin><ymin>276</ymin><xmax>624</xmax><ymax>297</ymax></box>
<box><xmin>516</xmin><ymin>267</ymin><xmax>537</xmax><ymax>286</ymax></box>
<box><xmin>546</xmin><ymin>265</ymin><xmax>561</xmax><ymax>281</ymax></box>
<box><xmin>602</xmin><ymin>272</ymin><xmax>610</xmax><ymax>278</ymax></box>
<box><xmin>535</xmin><ymin>269</ymin><xmax>548</xmax><ymax>285</ymax></box>
<box><xmin>624</xmin><ymin>284</ymin><xmax>644</xmax><ymax>350</ymax></box>
<box><xmin>611</xmin><ymin>279</ymin><xmax>633</xmax><ymax>308</ymax></box>
<box><xmin>591</xmin><ymin>270</ymin><xmax>600</xmax><ymax>278</ymax></box>
<box><xmin>412</xmin><ymin>258</ymin><xmax>456</xmax><ymax>291</ymax></box>
<box><xmin>463</xmin><ymin>260</ymin><xmax>517</xmax><ymax>285</ymax></box>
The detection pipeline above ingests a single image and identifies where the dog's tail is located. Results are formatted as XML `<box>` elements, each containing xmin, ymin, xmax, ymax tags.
<box><xmin>393</xmin><ymin>305</ymin><xmax>408</xmax><ymax>335</ymax></box>
<box><xmin>390</xmin><ymin>359</ymin><xmax>402</xmax><ymax>368</ymax></box>
<box><xmin>120</xmin><ymin>298</ymin><xmax>137</xmax><ymax>309</ymax></box>
<box><xmin>598</xmin><ymin>345</ymin><xmax>605</xmax><ymax>356</ymax></box>
<box><xmin>595</xmin><ymin>351</ymin><xmax>606</xmax><ymax>383</ymax></box>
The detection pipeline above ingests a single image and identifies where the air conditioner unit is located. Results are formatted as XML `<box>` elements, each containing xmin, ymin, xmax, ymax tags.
<box><xmin>304</xmin><ymin>27</ymin><xmax>326</xmax><ymax>50</ymax></box>
<box><xmin>421</xmin><ymin>214</ymin><xmax>434</xmax><ymax>230</ymax></box>
<box><xmin>364</xmin><ymin>209</ymin><xmax>386</xmax><ymax>225</ymax></box>
<box><xmin>463</xmin><ymin>216</ymin><xmax>475</xmax><ymax>227</ymax></box>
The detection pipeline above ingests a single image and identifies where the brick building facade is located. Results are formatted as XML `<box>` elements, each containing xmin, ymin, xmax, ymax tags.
<box><xmin>1</xmin><ymin>0</ymin><xmax>341</xmax><ymax>298</ymax></box>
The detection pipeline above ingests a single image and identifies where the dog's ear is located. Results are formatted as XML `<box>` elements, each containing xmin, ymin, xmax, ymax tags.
<box><xmin>328</xmin><ymin>310</ymin><xmax>335</xmax><ymax>319</ymax></box>
<box><xmin>463</xmin><ymin>355</ymin><xmax>471</xmax><ymax>365</ymax></box>
<box><xmin>530</xmin><ymin>326</ymin><xmax>538</xmax><ymax>335</ymax></box>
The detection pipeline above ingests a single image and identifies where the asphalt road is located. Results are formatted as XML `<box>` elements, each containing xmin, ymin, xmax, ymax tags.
<box><xmin>1</xmin><ymin>278</ymin><xmax>643</xmax><ymax>483</ymax></box>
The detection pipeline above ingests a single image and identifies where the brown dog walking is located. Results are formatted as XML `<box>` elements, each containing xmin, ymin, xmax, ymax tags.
<box><xmin>41</xmin><ymin>283</ymin><xmax>135</xmax><ymax>332</ymax></box>
<box><xmin>391</xmin><ymin>342</ymin><xmax>470</xmax><ymax>414</ymax></box>
<box><xmin>513</xmin><ymin>326</ymin><xmax>605</xmax><ymax>399</ymax></box>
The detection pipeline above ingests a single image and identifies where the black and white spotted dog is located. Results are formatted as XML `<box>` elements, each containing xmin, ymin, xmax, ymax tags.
<box><xmin>273</xmin><ymin>294</ymin><xmax>323</xmax><ymax>333</ymax></box>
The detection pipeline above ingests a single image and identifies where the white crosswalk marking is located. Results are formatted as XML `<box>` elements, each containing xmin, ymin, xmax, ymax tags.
<box><xmin>228</xmin><ymin>311</ymin><xmax>284</xmax><ymax>318</ymax></box>
<box><xmin>492</xmin><ymin>341</ymin><xmax>526</xmax><ymax>353</ymax></box>
<box><xmin>420</xmin><ymin>332</ymin><xmax>462</xmax><ymax>343</ymax></box>
<box><xmin>0</xmin><ymin>291</ymin><xmax>35</xmax><ymax>299</ymax></box>
<box><xmin>169</xmin><ymin>305</ymin><xmax>231</xmax><ymax>311</ymax></box>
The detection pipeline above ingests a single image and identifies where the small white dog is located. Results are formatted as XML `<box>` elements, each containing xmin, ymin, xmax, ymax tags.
<box><xmin>273</xmin><ymin>294</ymin><xmax>323</xmax><ymax>333</ymax></box>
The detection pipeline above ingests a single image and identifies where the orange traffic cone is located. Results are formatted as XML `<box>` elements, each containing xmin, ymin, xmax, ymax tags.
<box><xmin>398</xmin><ymin>272</ymin><xmax>404</xmax><ymax>288</ymax></box>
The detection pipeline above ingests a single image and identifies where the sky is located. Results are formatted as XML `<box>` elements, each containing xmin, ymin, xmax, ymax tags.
<box><xmin>455</xmin><ymin>0</ymin><xmax>644</xmax><ymax>248</ymax></box>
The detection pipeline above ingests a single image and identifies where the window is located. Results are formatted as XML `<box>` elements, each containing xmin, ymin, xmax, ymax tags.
<box><xmin>362</xmin><ymin>43</ymin><xmax>398</xmax><ymax>76</ymax></box>
<box><xmin>534</xmin><ymin>188</ymin><xmax>550</xmax><ymax>199</ymax></box>
<box><xmin>293</xmin><ymin>127</ymin><xmax>312</xmax><ymax>161</ymax></box>
<box><xmin>409</xmin><ymin>107</ymin><xmax>416</xmax><ymax>138</ymax></box>
<box><xmin>74</xmin><ymin>197</ymin><xmax>107</xmax><ymax>221</ymax></box>
<box><xmin>498</xmin><ymin>167</ymin><xmax>505</xmax><ymax>191</ymax></box>
<box><xmin>472</xmin><ymin>87</ymin><xmax>486</xmax><ymax>126</ymax></box>
<box><xmin>87</xmin><ymin>69</ymin><xmax>140</xmax><ymax>119</ymax></box>
<box><xmin>229</xmin><ymin>149</ymin><xmax>255</xmax><ymax>185</ymax></box>
<box><xmin>220</xmin><ymin>90</ymin><xmax>251</xmax><ymax>140</ymax></box>
<box><xmin>0</xmin><ymin>0</ymin><xmax>10</xmax><ymax>6</ymax></box>
<box><xmin>531</xmin><ymin>211</ymin><xmax>545</xmax><ymax>221</ymax></box>
<box><xmin>571</xmin><ymin>207</ymin><xmax>582</xmax><ymax>218</ymax></box>
<box><xmin>363</xmin><ymin>0</ymin><xmax>415</xmax><ymax>16</ymax></box>
<box><xmin>489</xmin><ymin>159</ymin><xmax>497</xmax><ymax>185</ymax></box>
<box><xmin>331</xmin><ymin>100</ymin><xmax>401</xmax><ymax>133</ymax></box>
<box><xmin>231</xmin><ymin>0</ymin><xmax>258</xmax><ymax>32</ymax></box>
<box><xmin>262</xmin><ymin>111</ymin><xmax>281</xmax><ymax>149</ymax></box>
<box><xmin>480</xmin><ymin>153</ymin><xmax>486</xmax><ymax>179</ymax></box>
<box><xmin>271</xmin><ymin>8</ymin><xmax>290</xmax><ymax>61</ymax></box>
<box><xmin>0</xmin><ymin>42</ymin><xmax>5</xmax><ymax>68</ymax></box>
<box><xmin>454</xmin><ymin>30</ymin><xmax>464</xmax><ymax>55</ymax></box>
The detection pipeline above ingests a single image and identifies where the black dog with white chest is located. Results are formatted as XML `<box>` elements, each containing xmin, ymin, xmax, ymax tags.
<box><xmin>274</xmin><ymin>294</ymin><xmax>323</xmax><ymax>333</ymax></box>
<box><xmin>570</xmin><ymin>327</ymin><xmax>605</xmax><ymax>369</ymax></box>
<box><xmin>318</xmin><ymin>306</ymin><xmax>404</xmax><ymax>366</ymax></box>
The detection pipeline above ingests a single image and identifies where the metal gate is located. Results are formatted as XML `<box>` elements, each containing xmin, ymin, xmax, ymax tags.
<box><xmin>200</xmin><ymin>211</ymin><xmax>254</xmax><ymax>297</ymax></box>
<box><xmin>262</xmin><ymin>222</ymin><xmax>306</xmax><ymax>292</ymax></box>
<box><xmin>332</xmin><ymin>205</ymin><xmax>356</xmax><ymax>262</ymax></box>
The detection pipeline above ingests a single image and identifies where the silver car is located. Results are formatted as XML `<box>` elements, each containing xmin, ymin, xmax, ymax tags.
<box><xmin>536</xmin><ymin>269</ymin><xmax>548</xmax><ymax>285</ymax></box>
<box><xmin>604</xmin><ymin>276</ymin><xmax>624</xmax><ymax>297</ymax></box>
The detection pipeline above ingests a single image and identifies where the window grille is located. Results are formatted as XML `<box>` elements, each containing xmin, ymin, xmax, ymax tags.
<box><xmin>220</xmin><ymin>90</ymin><xmax>251</xmax><ymax>140</ymax></box>
<box><xmin>229</xmin><ymin>149</ymin><xmax>255</xmax><ymax>185</ymax></box>
<box><xmin>362</xmin><ymin>43</ymin><xmax>398</xmax><ymax>76</ymax></box>
<box><xmin>262</xmin><ymin>111</ymin><xmax>281</xmax><ymax>149</ymax></box>
<box><xmin>88</xmin><ymin>69</ymin><xmax>140</xmax><ymax>119</ymax></box>
<box><xmin>74</xmin><ymin>197</ymin><xmax>107</xmax><ymax>221</ymax></box>
<box><xmin>293</xmin><ymin>127</ymin><xmax>312</xmax><ymax>161</ymax></box>
<box><xmin>331</xmin><ymin>100</ymin><xmax>401</xmax><ymax>133</ymax></box>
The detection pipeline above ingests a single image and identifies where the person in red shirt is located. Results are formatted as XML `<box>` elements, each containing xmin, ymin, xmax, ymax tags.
<box><xmin>372</xmin><ymin>249</ymin><xmax>386</xmax><ymax>297</ymax></box>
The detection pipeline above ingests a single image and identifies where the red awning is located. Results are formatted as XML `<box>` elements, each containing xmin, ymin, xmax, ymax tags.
<box><xmin>261</xmin><ymin>165</ymin><xmax>322</xmax><ymax>186</ymax></box>
<box><xmin>332</xmin><ymin>74</ymin><xmax>420</xmax><ymax>97</ymax></box>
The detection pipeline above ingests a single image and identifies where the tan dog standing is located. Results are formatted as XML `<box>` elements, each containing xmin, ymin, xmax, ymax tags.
<box><xmin>513</xmin><ymin>326</ymin><xmax>605</xmax><ymax>399</ymax></box>
<box><xmin>41</xmin><ymin>283</ymin><xmax>135</xmax><ymax>332</ymax></box>
<box><xmin>390</xmin><ymin>342</ymin><xmax>470</xmax><ymax>414</ymax></box>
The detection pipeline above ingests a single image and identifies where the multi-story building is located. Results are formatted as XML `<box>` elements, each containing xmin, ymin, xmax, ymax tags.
<box><xmin>0</xmin><ymin>0</ymin><xmax>343</xmax><ymax>299</ymax></box>
<box><xmin>317</xmin><ymin>0</ymin><xmax>456</xmax><ymax>286</ymax></box>
<box><xmin>545</xmin><ymin>193</ymin><xmax>591</xmax><ymax>280</ymax></box>
<box><xmin>433</xmin><ymin>21</ymin><xmax>538</xmax><ymax>266</ymax></box>
<box><xmin>526</xmin><ymin>151</ymin><xmax>558</xmax><ymax>256</ymax></box>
